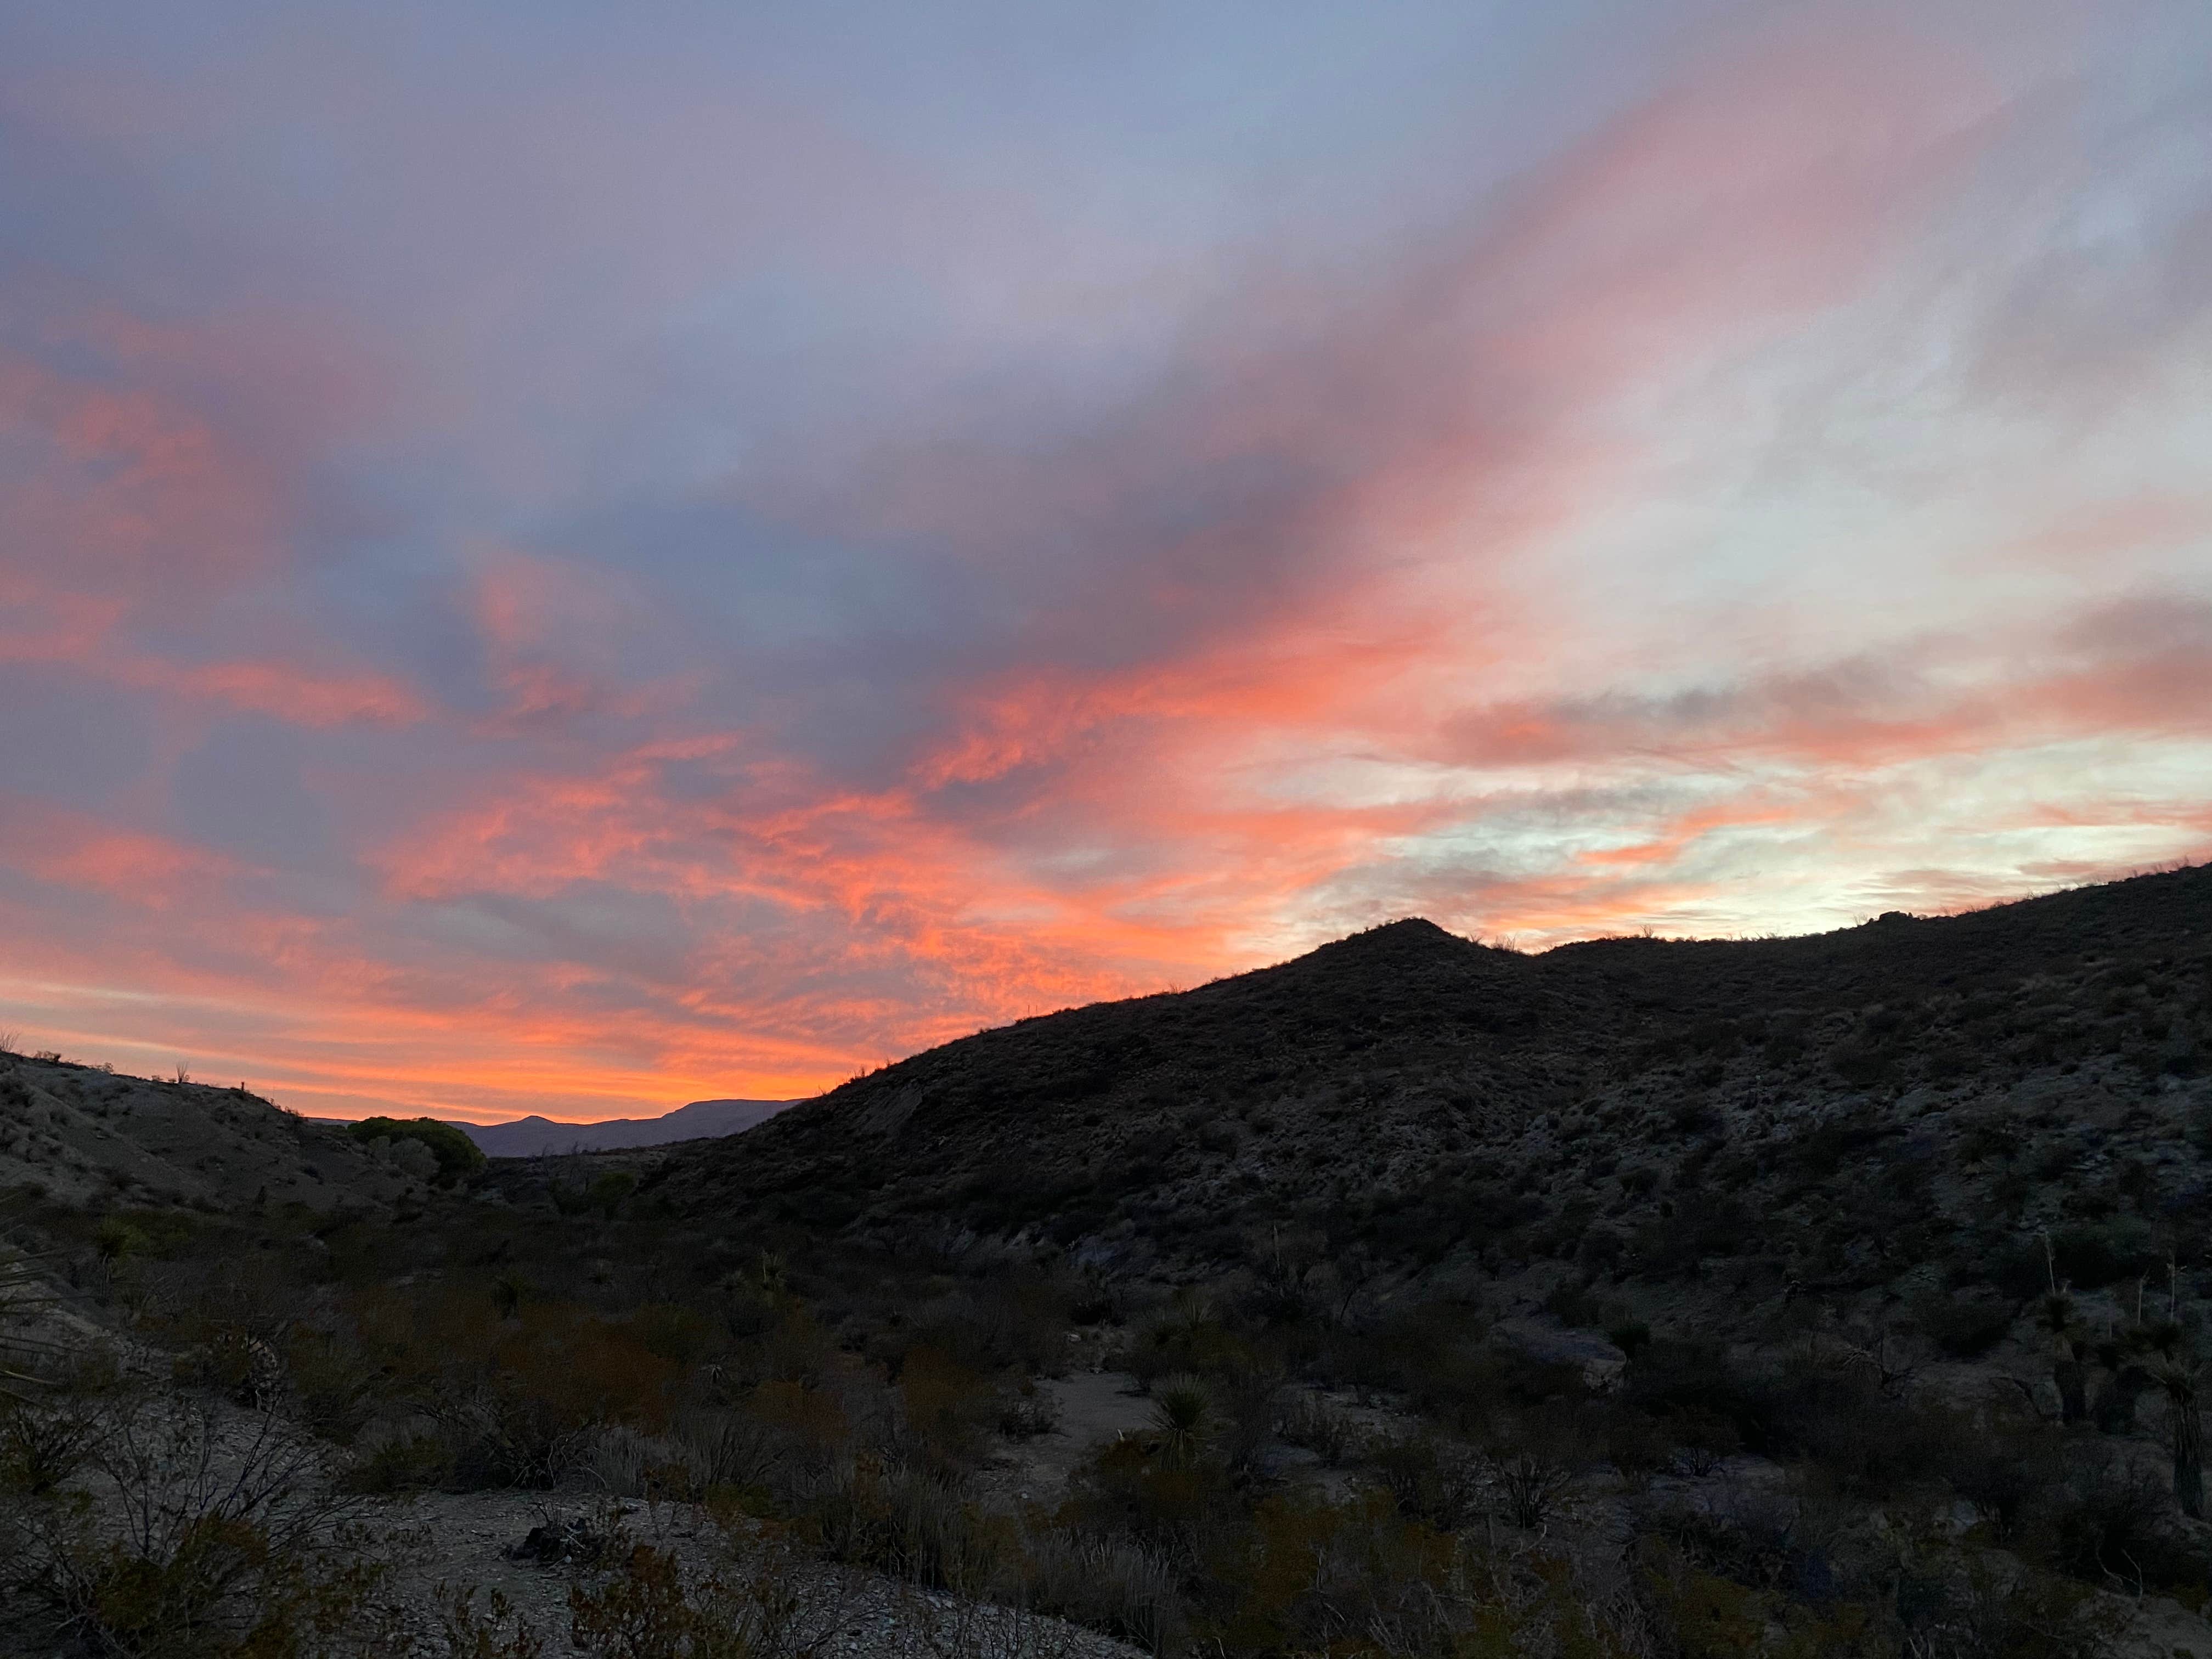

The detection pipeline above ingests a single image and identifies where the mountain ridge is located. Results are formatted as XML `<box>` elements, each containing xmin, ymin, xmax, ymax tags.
<box><xmin>447</xmin><ymin>1097</ymin><xmax>798</xmax><ymax>1158</ymax></box>
<box><xmin>652</xmin><ymin>864</ymin><xmax>2212</xmax><ymax>1284</ymax></box>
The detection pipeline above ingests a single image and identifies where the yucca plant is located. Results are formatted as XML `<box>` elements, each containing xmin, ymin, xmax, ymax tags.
<box><xmin>1150</xmin><ymin>1373</ymin><xmax>1213</xmax><ymax>1469</ymax></box>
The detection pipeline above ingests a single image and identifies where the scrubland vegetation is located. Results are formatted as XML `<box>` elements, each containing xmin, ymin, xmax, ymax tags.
<box><xmin>3</xmin><ymin>865</ymin><xmax>2211</xmax><ymax>1656</ymax></box>
<box><xmin>2</xmin><ymin>1164</ymin><xmax>2203</xmax><ymax>1657</ymax></box>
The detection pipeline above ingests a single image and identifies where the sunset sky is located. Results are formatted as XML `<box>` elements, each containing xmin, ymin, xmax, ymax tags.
<box><xmin>3</xmin><ymin>2</ymin><xmax>2209</xmax><ymax>1122</ymax></box>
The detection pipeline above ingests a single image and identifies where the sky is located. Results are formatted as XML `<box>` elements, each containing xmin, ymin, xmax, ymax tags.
<box><xmin>2</xmin><ymin>1</ymin><xmax>2209</xmax><ymax>1123</ymax></box>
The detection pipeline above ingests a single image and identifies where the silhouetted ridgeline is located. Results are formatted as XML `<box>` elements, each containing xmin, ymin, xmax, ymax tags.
<box><xmin>654</xmin><ymin>864</ymin><xmax>2212</xmax><ymax>1283</ymax></box>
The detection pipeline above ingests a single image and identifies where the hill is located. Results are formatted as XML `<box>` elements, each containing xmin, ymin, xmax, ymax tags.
<box><xmin>450</xmin><ymin>1097</ymin><xmax>797</xmax><ymax>1158</ymax></box>
<box><xmin>0</xmin><ymin>1054</ymin><xmax>417</xmax><ymax>1213</ymax></box>
<box><xmin>654</xmin><ymin>865</ymin><xmax>2212</xmax><ymax>1296</ymax></box>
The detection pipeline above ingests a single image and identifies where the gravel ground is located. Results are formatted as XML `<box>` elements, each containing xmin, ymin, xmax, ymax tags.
<box><xmin>368</xmin><ymin>1489</ymin><xmax>1146</xmax><ymax>1659</ymax></box>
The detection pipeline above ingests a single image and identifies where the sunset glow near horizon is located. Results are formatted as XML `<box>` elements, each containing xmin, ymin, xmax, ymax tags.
<box><xmin>3</xmin><ymin>2</ymin><xmax>2210</xmax><ymax>1124</ymax></box>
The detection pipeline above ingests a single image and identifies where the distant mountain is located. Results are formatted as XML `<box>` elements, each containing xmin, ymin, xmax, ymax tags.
<box><xmin>453</xmin><ymin>1097</ymin><xmax>798</xmax><ymax>1158</ymax></box>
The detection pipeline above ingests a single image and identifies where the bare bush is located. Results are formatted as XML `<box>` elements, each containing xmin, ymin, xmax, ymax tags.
<box><xmin>430</xmin><ymin>1583</ymin><xmax>548</xmax><ymax>1659</ymax></box>
<box><xmin>995</xmin><ymin>1385</ymin><xmax>1062</xmax><ymax>1442</ymax></box>
<box><xmin>1489</xmin><ymin>1446</ymin><xmax>1575</xmax><ymax>1532</ymax></box>
<box><xmin>1371</xmin><ymin>1433</ymin><xmax>1484</xmax><ymax>1530</ymax></box>
<box><xmin>1277</xmin><ymin>1393</ymin><xmax>1359</xmax><ymax>1466</ymax></box>
<box><xmin>5</xmin><ymin>1391</ymin><xmax>391</xmax><ymax>1657</ymax></box>
<box><xmin>568</xmin><ymin>1530</ymin><xmax>855</xmax><ymax>1659</ymax></box>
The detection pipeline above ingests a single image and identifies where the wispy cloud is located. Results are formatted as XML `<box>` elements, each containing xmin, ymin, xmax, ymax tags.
<box><xmin>1</xmin><ymin>1</ymin><xmax>2207</xmax><ymax>1118</ymax></box>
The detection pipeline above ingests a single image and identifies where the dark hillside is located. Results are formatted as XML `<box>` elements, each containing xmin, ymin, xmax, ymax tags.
<box><xmin>655</xmin><ymin>916</ymin><xmax>1602</xmax><ymax>1254</ymax></box>
<box><xmin>1553</xmin><ymin>862</ymin><xmax>2212</xmax><ymax>1017</ymax></box>
<box><xmin>657</xmin><ymin>864</ymin><xmax>2212</xmax><ymax>1288</ymax></box>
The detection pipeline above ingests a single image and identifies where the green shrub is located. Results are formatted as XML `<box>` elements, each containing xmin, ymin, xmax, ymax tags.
<box><xmin>345</xmin><ymin>1118</ymin><xmax>485</xmax><ymax>1186</ymax></box>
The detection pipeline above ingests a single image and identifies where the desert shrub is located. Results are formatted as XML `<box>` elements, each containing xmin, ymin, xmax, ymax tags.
<box><xmin>1914</xmin><ymin>1289</ymin><xmax>2018</xmax><ymax>1359</ymax></box>
<box><xmin>907</xmin><ymin>1272</ymin><xmax>1074</xmax><ymax>1375</ymax></box>
<box><xmin>568</xmin><ymin>1534</ymin><xmax>836</xmax><ymax>1659</ymax></box>
<box><xmin>1661</xmin><ymin>1407</ymin><xmax>1741</xmax><ymax>1477</ymax></box>
<box><xmin>1065</xmin><ymin>1433</ymin><xmax>1236</xmax><ymax>1567</ymax></box>
<box><xmin>342</xmin><ymin>1430</ymin><xmax>453</xmax><ymax>1494</ymax></box>
<box><xmin>1895</xmin><ymin>1560</ymin><xmax>2125</xmax><ymax>1659</ymax></box>
<box><xmin>2049</xmin><ymin>1221</ymin><xmax>2160</xmax><ymax>1291</ymax></box>
<box><xmin>628</xmin><ymin>1302</ymin><xmax>719</xmax><ymax>1369</ymax></box>
<box><xmin>1277</xmin><ymin>1393</ymin><xmax>1359</xmax><ymax>1466</ymax></box>
<box><xmin>670</xmin><ymin>1408</ymin><xmax>808</xmax><ymax>1507</ymax></box>
<box><xmin>1622</xmin><ymin>1338</ymin><xmax>1747</xmax><ymax>1425</ymax></box>
<box><xmin>1370</xmin><ymin>1432</ymin><xmax>1483</xmax><ymax>1531</ymax></box>
<box><xmin>1576</xmin><ymin>1227</ymin><xmax>1628</xmax><ymax>1274</ymax></box>
<box><xmin>344</xmin><ymin>1118</ymin><xmax>484</xmax><ymax>1185</ymax></box>
<box><xmin>589</xmin><ymin>1172</ymin><xmax>639</xmax><ymax>1220</ymax></box>
<box><xmin>755</xmin><ymin>1304</ymin><xmax>837</xmax><ymax>1388</ymax></box>
<box><xmin>1489</xmin><ymin>1444</ymin><xmax>1574</xmax><ymax>1531</ymax></box>
<box><xmin>1123</xmin><ymin>1303</ymin><xmax>1251</xmax><ymax>1391</ymax></box>
<box><xmin>2037</xmin><ymin>1447</ymin><xmax>2193</xmax><ymax>1591</ymax></box>
<box><xmin>1751</xmin><ymin>1346</ymin><xmax>1965</xmax><ymax>1494</ymax></box>
<box><xmin>995</xmin><ymin>1380</ymin><xmax>1061</xmax><ymax>1441</ymax></box>
<box><xmin>1971</xmin><ymin>1234</ymin><xmax>2058</xmax><ymax>1300</ymax></box>
<box><xmin>1019</xmin><ymin>1532</ymin><xmax>1184</xmax><ymax>1655</ymax></box>
<box><xmin>1634</xmin><ymin>1535</ymin><xmax>1860</xmax><ymax>1659</ymax></box>
<box><xmin>1213</xmin><ymin>1361</ymin><xmax>1282</xmax><ymax>1472</ymax></box>
<box><xmin>431</xmin><ymin>1585</ymin><xmax>548</xmax><ymax>1659</ymax></box>
<box><xmin>6</xmin><ymin>1395</ymin><xmax>390</xmax><ymax>1658</ymax></box>
<box><xmin>431</xmin><ymin>1386</ymin><xmax>595</xmax><ymax>1491</ymax></box>
<box><xmin>338</xmin><ymin>1290</ymin><xmax>688</xmax><ymax>1489</ymax></box>
<box><xmin>1066</xmin><ymin>1272</ymin><xmax>1125</xmax><ymax>1328</ymax></box>
<box><xmin>284</xmin><ymin>1328</ymin><xmax>382</xmax><ymax>1444</ymax></box>
<box><xmin>1211</xmin><ymin>1490</ymin><xmax>1456</xmax><ymax>1656</ymax></box>
<box><xmin>1583</xmin><ymin>1401</ymin><xmax>1671</xmax><ymax>1479</ymax></box>
<box><xmin>0</xmin><ymin>1393</ymin><xmax>110</xmax><ymax>1496</ymax></box>
<box><xmin>896</xmin><ymin>1345</ymin><xmax>997</xmax><ymax>1468</ymax></box>
<box><xmin>1934</xmin><ymin>1413</ymin><xmax>2062</xmax><ymax>1542</ymax></box>
<box><xmin>807</xmin><ymin>1456</ymin><xmax>1009</xmax><ymax>1593</ymax></box>
<box><xmin>96</xmin><ymin>1217</ymin><xmax>153</xmax><ymax>1264</ymax></box>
